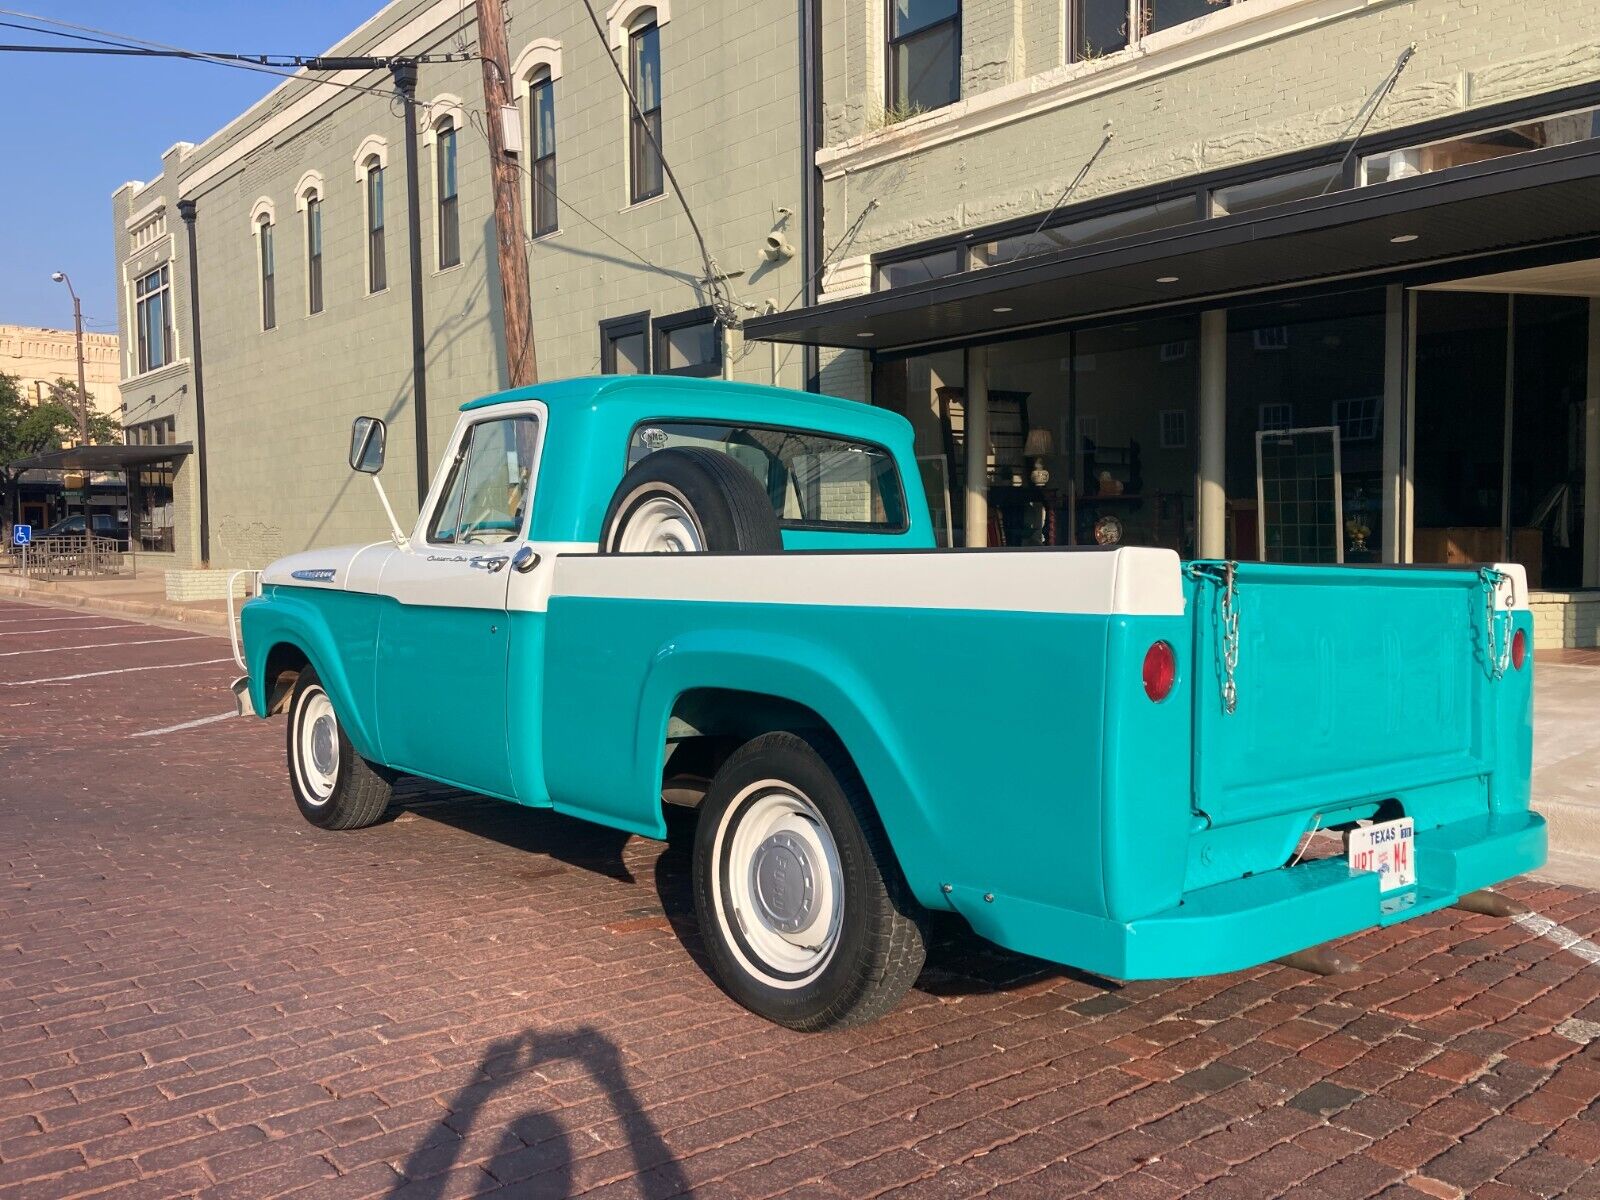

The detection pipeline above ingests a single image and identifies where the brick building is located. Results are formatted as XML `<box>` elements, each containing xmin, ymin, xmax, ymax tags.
<box><xmin>112</xmin><ymin>0</ymin><xmax>810</xmax><ymax>573</ymax></box>
<box><xmin>748</xmin><ymin>0</ymin><xmax>1600</xmax><ymax>647</ymax></box>
<box><xmin>0</xmin><ymin>325</ymin><xmax>120</xmax><ymax>415</ymax></box>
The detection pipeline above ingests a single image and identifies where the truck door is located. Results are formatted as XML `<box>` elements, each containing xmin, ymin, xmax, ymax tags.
<box><xmin>374</xmin><ymin>411</ymin><xmax>542</xmax><ymax>799</ymax></box>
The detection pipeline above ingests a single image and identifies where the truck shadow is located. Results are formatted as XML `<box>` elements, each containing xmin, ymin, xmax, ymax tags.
<box><xmin>385</xmin><ymin>1024</ymin><xmax>691</xmax><ymax>1199</ymax></box>
<box><xmin>389</xmin><ymin>785</ymin><xmax>1113</xmax><ymax>1003</ymax></box>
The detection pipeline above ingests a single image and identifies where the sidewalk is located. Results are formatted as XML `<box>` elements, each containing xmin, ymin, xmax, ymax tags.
<box><xmin>0</xmin><ymin>570</ymin><xmax>232</xmax><ymax>633</ymax></box>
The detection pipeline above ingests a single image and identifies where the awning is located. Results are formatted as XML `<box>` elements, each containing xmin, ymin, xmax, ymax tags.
<box><xmin>10</xmin><ymin>442</ymin><xmax>194</xmax><ymax>471</ymax></box>
<box><xmin>745</xmin><ymin>138</ymin><xmax>1600</xmax><ymax>352</ymax></box>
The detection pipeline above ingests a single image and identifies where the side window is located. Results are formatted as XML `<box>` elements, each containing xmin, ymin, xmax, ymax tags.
<box><xmin>428</xmin><ymin>416</ymin><xmax>540</xmax><ymax>544</ymax></box>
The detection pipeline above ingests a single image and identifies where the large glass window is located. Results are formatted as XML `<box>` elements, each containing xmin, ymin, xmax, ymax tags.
<box><xmin>305</xmin><ymin>194</ymin><xmax>324</xmax><ymax>315</ymax></box>
<box><xmin>875</xmin><ymin>248</ymin><xmax>964</xmax><ymax>290</ymax></box>
<box><xmin>1210</xmin><ymin>164</ymin><xmax>1342</xmax><ymax>216</ymax></box>
<box><xmin>436</xmin><ymin>118</ymin><xmax>461</xmax><ymax>268</ymax></box>
<box><xmin>258</xmin><ymin>216</ymin><xmax>276</xmax><ymax>330</ymax></box>
<box><xmin>627</xmin><ymin>421</ymin><xmax>908</xmax><ymax>531</ymax></box>
<box><xmin>629</xmin><ymin>13</ymin><xmax>664</xmax><ymax>203</ymax></box>
<box><xmin>1074</xmin><ymin>0</ymin><xmax>1234</xmax><ymax>61</ymax></box>
<box><xmin>1225</xmin><ymin>290</ymin><xmax>1386</xmax><ymax>563</ymax></box>
<box><xmin>872</xmin><ymin>349</ymin><xmax>965</xmax><ymax>544</ymax></box>
<box><xmin>1413</xmin><ymin>291</ymin><xmax>1589</xmax><ymax>589</ymax></box>
<box><xmin>653</xmin><ymin>308</ymin><xmax>720</xmax><ymax>377</ymax></box>
<box><xmin>428</xmin><ymin>416</ymin><xmax>540</xmax><ymax>544</ymax></box>
<box><xmin>974</xmin><ymin>196</ymin><xmax>1195</xmax><ymax>268</ymax></box>
<box><xmin>366</xmin><ymin>160</ymin><xmax>387</xmax><ymax>293</ymax></box>
<box><xmin>888</xmin><ymin>0</ymin><xmax>960</xmax><ymax>115</ymax></box>
<box><xmin>134</xmin><ymin>265</ymin><xmax>172</xmax><ymax>374</ymax></box>
<box><xmin>528</xmin><ymin>71</ymin><xmax>558</xmax><ymax>237</ymax></box>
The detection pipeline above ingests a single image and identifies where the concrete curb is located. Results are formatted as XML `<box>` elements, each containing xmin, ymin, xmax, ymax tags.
<box><xmin>1539</xmin><ymin>798</ymin><xmax>1600</xmax><ymax>868</ymax></box>
<box><xmin>0</xmin><ymin>576</ymin><xmax>232</xmax><ymax>635</ymax></box>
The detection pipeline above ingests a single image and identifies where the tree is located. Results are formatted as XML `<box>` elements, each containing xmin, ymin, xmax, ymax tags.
<box><xmin>0</xmin><ymin>372</ymin><xmax>120</xmax><ymax>524</ymax></box>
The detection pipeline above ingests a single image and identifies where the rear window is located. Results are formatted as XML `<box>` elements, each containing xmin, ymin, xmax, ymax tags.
<box><xmin>627</xmin><ymin>421</ymin><xmax>907</xmax><ymax>531</ymax></box>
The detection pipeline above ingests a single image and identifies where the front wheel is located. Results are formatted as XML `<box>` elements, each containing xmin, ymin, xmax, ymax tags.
<box><xmin>287</xmin><ymin>666</ymin><xmax>393</xmax><ymax>830</ymax></box>
<box><xmin>692</xmin><ymin>732</ymin><xmax>927</xmax><ymax>1030</ymax></box>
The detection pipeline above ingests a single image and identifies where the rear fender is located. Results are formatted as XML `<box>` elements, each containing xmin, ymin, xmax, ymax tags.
<box><xmin>240</xmin><ymin>592</ymin><xmax>380</xmax><ymax>761</ymax></box>
<box><xmin>634</xmin><ymin>630</ymin><xmax>953</xmax><ymax>908</ymax></box>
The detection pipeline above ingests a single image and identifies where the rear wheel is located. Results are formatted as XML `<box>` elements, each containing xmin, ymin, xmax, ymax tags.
<box><xmin>692</xmin><ymin>732</ymin><xmax>926</xmax><ymax>1030</ymax></box>
<box><xmin>287</xmin><ymin>666</ymin><xmax>392</xmax><ymax>830</ymax></box>
<box><xmin>601</xmin><ymin>447</ymin><xmax>781</xmax><ymax>554</ymax></box>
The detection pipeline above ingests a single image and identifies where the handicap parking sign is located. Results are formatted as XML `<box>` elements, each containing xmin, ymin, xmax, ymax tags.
<box><xmin>11</xmin><ymin>524</ymin><xmax>31</xmax><ymax>547</ymax></box>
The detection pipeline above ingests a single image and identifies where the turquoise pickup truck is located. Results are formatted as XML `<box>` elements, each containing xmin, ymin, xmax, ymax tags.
<box><xmin>237</xmin><ymin>375</ymin><xmax>1542</xmax><ymax>1030</ymax></box>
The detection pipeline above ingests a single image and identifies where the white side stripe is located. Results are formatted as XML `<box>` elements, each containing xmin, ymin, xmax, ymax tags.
<box><xmin>1512</xmin><ymin>912</ymin><xmax>1600</xmax><ymax>966</ymax></box>
<box><xmin>129</xmin><ymin>712</ymin><xmax>237</xmax><ymax>739</ymax></box>
<box><xmin>0</xmin><ymin>658</ymin><xmax>235</xmax><ymax>686</ymax></box>
<box><xmin>0</xmin><ymin>636</ymin><xmax>210</xmax><ymax>658</ymax></box>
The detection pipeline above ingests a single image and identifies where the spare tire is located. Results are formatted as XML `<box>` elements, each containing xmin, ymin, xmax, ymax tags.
<box><xmin>601</xmin><ymin>447</ymin><xmax>783</xmax><ymax>553</ymax></box>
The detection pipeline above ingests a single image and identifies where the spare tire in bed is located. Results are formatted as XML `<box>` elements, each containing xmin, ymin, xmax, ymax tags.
<box><xmin>600</xmin><ymin>447</ymin><xmax>783</xmax><ymax>553</ymax></box>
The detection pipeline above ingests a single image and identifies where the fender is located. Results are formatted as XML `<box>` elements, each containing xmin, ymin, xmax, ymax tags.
<box><xmin>241</xmin><ymin>589</ymin><xmax>382</xmax><ymax>762</ymax></box>
<box><xmin>631</xmin><ymin>629</ymin><xmax>958</xmax><ymax>910</ymax></box>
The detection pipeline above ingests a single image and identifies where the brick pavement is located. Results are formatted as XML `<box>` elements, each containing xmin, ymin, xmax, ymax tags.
<box><xmin>0</xmin><ymin>596</ymin><xmax>1597</xmax><ymax>1200</ymax></box>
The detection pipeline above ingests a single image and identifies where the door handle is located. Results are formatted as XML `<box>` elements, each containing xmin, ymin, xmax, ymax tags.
<box><xmin>469</xmin><ymin>554</ymin><xmax>509</xmax><ymax>572</ymax></box>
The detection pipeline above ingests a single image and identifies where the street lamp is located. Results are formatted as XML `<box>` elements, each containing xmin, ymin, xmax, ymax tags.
<box><xmin>51</xmin><ymin>271</ymin><xmax>94</xmax><ymax>569</ymax></box>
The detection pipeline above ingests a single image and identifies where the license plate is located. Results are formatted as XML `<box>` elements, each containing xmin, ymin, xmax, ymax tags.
<box><xmin>1346</xmin><ymin>817</ymin><xmax>1416</xmax><ymax>892</ymax></box>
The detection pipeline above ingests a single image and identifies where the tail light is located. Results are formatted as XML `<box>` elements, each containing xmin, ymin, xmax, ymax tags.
<box><xmin>1511</xmin><ymin>628</ymin><xmax>1527</xmax><ymax>671</ymax></box>
<box><xmin>1143</xmin><ymin>641</ymin><xmax>1176</xmax><ymax>702</ymax></box>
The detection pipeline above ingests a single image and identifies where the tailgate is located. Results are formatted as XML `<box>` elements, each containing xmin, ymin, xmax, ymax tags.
<box><xmin>1188</xmin><ymin>560</ymin><xmax>1524</xmax><ymax>829</ymax></box>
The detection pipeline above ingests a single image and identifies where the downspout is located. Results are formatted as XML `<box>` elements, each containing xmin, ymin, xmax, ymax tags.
<box><xmin>392</xmin><ymin>60</ymin><xmax>431</xmax><ymax>504</ymax></box>
<box><xmin>176</xmin><ymin>198</ymin><xmax>211</xmax><ymax>565</ymax></box>
<box><xmin>798</xmin><ymin>0</ymin><xmax>822</xmax><ymax>392</ymax></box>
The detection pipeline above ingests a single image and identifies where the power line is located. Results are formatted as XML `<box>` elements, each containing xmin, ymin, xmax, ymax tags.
<box><xmin>0</xmin><ymin>19</ymin><xmax>471</xmax><ymax>65</ymax></box>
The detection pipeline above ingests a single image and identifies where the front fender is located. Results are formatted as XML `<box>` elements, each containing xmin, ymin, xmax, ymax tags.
<box><xmin>241</xmin><ymin>588</ymin><xmax>381</xmax><ymax>762</ymax></box>
<box><xmin>635</xmin><ymin>629</ymin><xmax>955</xmax><ymax>909</ymax></box>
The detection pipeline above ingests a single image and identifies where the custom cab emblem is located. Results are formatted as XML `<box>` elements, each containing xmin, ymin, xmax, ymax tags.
<box><xmin>641</xmin><ymin>426</ymin><xmax>670</xmax><ymax>451</ymax></box>
<box><xmin>290</xmin><ymin>568</ymin><xmax>338</xmax><ymax>582</ymax></box>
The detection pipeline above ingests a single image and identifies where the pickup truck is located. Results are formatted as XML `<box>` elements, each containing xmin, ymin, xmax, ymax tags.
<box><xmin>237</xmin><ymin>375</ymin><xmax>1543</xmax><ymax>1030</ymax></box>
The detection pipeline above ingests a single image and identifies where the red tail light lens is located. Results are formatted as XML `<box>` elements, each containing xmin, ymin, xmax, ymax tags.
<box><xmin>1511</xmin><ymin>628</ymin><xmax>1527</xmax><ymax>670</ymax></box>
<box><xmin>1143</xmin><ymin>641</ymin><xmax>1176</xmax><ymax>702</ymax></box>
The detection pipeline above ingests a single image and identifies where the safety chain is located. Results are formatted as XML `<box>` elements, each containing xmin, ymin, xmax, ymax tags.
<box><xmin>1480</xmin><ymin>566</ymin><xmax>1511</xmax><ymax>680</ymax></box>
<box><xmin>1187</xmin><ymin>561</ymin><xmax>1241</xmax><ymax>715</ymax></box>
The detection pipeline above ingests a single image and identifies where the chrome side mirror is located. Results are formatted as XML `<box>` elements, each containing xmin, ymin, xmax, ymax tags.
<box><xmin>350</xmin><ymin>416</ymin><xmax>387</xmax><ymax>474</ymax></box>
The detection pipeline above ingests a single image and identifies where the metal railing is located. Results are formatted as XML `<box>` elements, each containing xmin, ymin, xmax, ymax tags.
<box><xmin>0</xmin><ymin>536</ymin><xmax>135</xmax><ymax>581</ymax></box>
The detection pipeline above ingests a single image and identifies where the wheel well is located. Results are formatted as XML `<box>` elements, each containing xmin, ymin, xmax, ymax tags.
<box><xmin>262</xmin><ymin>642</ymin><xmax>310</xmax><ymax>715</ymax></box>
<box><xmin>661</xmin><ymin>687</ymin><xmax>833</xmax><ymax>808</ymax></box>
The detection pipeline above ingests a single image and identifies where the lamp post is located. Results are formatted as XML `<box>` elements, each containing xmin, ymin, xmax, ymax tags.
<box><xmin>50</xmin><ymin>271</ymin><xmax>94</xmax><ymax>570</ymax></box>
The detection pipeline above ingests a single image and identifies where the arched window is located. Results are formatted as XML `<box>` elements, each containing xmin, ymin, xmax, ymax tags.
<box><xmin>527</xmin><ymin>69</ymin><xmax>558</xmax><ymax>237</ymax></box>
<box><xmin>303</xmin><ymin>190</ymin><xmax>324</xmax><ymax>315</ymax></box>
<box><xmin>628</xmin><ymin>10</ymin><xmax>663</xmax><ymax>203</ymax></box>
<box><xmin>436</xmin><ymin>116</ymin><xmax>461</xmax><ymax>268</ymax></box>
<box><xmin>365</xmin><ymin>156</ymin><xmax>387</xmax><ymax>292</ymax></box>
<box><xmin>257</xmin><ymin>213</ymin><xmax>276</xmax><ymax>330</ymax></box>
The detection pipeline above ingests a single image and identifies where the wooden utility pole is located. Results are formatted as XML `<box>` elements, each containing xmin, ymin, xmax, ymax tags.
<box><xmin>475</xmin><ymin>0</ymin><xmax>537</xmax><ymax>386</ymax></box>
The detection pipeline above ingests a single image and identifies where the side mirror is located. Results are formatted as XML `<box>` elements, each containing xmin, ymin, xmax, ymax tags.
<box><xmin>350</xmin><ymin>416</ymin><xmax>387</xmax><ymax>474</ymax></box>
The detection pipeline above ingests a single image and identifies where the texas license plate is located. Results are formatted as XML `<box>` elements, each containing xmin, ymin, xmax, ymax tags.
<box><xmin>1346</xmin><ymin>817</ymin><xmax>1415</xmax><ymax>892</ymax></box>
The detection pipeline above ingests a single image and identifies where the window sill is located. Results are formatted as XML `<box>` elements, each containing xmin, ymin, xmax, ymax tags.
<box><xmin>621</xmin><ymin>193</ymin><xmax>666</xmax><ymax>214</ymax></box>
<box><xmin>362</xmin><ymin>286</ymin><xmax>390</xmax><ymax>300</ymax></box>
<box><xmin>434</xmin><ymin>260</ymin><xmax>465</xmax><ymax>277</ymax></box>
<box><xmin>119</xmin><ymin>359</ymin><xmax>191</xmax><ymax>388</ymax></box>
<box><xmin>530</xmin><ymin>228</ymin><xmax>564</xmax><ymax>243</ymax></box>
<box><xmin>817</xmin><ymin>0</ymin><xmax>1406</xmax><ymax>180</ymax></box>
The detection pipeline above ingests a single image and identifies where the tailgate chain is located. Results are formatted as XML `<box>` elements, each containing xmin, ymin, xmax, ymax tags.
<box><xmin>1480</xmin><ymin>565</ymin><xmax>1511</xmax><ymax>680</ymax></box>
<box><xmin>1187</xmin><ymin>561</ymin><xmax>1241</xmax><ymax>715</ymax></box>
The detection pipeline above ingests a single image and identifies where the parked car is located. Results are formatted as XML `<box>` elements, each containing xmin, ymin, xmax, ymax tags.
<box><xmin>235</xmin><ymin>376</ymin><xmax>1542</xmax><ymax>1030</ymax></box>
<box><xmin>40</xmin><ymin>514</ymin><xmax>130</xmax><ymax>547</ymax></box>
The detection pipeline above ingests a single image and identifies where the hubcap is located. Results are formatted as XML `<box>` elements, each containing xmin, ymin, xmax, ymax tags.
<box><xmin>614</xmin><ymin>492</ymin><xmax>705</xmax><ymax>553</ymax></box>
<box><xmin>295</xmin><ymin>688</ymin><xmax>339</xmax><ymax>804</ymax></box>
<box><xmin>714</xmin><ymin>782</ymin><xmax>844</xmax><ymax>988</ymax></box>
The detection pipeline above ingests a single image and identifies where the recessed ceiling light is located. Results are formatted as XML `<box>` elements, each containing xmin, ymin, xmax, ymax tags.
<box><xmin>993</xmin><ymin>306</ymin><xmax>1013</xmax><ymax>313</ymax></box>
<box><xmin>1156</xmin><ymin>275</ymin><xmax>1180</xmax><ymax>283</ymax></box>
<box><xmin>855</xmin><ymin>331</ymin><xmax>874</xmax><ymax>338</ymax></box>
<box><xmin>1390</xmin><ymin>233</ymin><xmax>1418</xmax><ymax>244</ymax></box>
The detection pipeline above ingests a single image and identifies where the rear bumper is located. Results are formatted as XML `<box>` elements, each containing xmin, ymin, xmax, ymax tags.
<box><xmin>951</xmin><ymin>811</ymin><xmax>1546</xmax><ymax>980</ymax></box>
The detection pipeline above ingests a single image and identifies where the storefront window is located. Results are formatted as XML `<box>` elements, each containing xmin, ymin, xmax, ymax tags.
<box><xmin>871</xmin><ymin>349</ymin><xmax>964</xmax><ymax>544</ymax></box>
<box><xmin>129</xmin><ymin>466</ymin><xmax>175</xmax><ymax>552</ymax></box>
<box><xmin>1413</xmin><ymin>291</ymin><xmax>1588</xmax><ymax>589</ymax></box>
<box><xmin>974</xmin><ymin>197</ymin><xmax>1193</xmax><ymax>269</ymax></box>
<box><xmin>1225</xmin><ymin>290</ymin><xmax>1386</xmax><ymax>562</ymax></box>
<box><xmin>1361</xmin><ymin>103</ymin><xmax>1600</xmax><ymax>185</ymax></box>
<box><xmin>1209</xmin><ymin>164</ymin><xmax>1342</xmax><ymax>216</ymax></box>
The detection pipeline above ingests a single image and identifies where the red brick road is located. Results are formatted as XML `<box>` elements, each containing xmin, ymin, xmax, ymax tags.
<box><xmin>0</xmin><ymin>596</ymin><xmax>1597</xmax><ymax>1200</ymax></box>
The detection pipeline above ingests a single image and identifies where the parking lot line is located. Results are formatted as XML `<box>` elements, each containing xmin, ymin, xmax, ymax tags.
<box><xmin>129</xmin><ymin>712</ymin><xmax>239</xmax><ymax>738</ymax></box>
<box><xmin>0</xmin><ymin>613</ymin><xmax>111</xmax><ymax>624</ymax></box>
<box><xmin>0</xmin><ymin>657</ymin><xmax>235</xmax><ymax>686</ymax></box>
<box><xmin>0</xmin><ymin>635</ymin><xmax>208</xmax><ymax>658</ymax></box>
<box><xmin>0</xmin><ymin>623</ymin><xmax>138</xmax><ymax>637</ymax></box>
<box><xmin>1513</xmin><ymin>910</ymin><xmax>1600</xmax><ymax>965</ymax></box>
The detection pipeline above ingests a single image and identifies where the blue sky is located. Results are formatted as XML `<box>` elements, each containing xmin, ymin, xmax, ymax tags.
<box><xmin>0</xmin><ymin>2</ymin><xmax>383</xmax><ymax>333</ymax></box>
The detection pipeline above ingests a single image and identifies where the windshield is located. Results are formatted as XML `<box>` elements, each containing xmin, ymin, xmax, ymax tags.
<box><xmin>627</xmin><ymin>421</ymin><xmax>907</xmax><ymax>531</ymax></box>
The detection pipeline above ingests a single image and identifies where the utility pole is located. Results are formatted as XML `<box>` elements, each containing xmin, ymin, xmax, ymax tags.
<box><xmin>50</xmin><ymin>271</ymin><xmax>90</xmax><ymax>445</ymax></box>
<box><xmin>391</xmin><ymin>60</ymin><xmax>432</xmax><ymax>506</ymax></box>
<box><xmin>474</xmin><ymin>0</ymin><xmax>537</xmax><ymax>386</ymax></box>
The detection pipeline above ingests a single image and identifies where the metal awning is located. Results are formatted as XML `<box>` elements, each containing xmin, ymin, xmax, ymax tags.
<box><xmin>10</xmin><ymin>442</ymin><xmax>194</xmax><ymax>471</ymax></box>
<box><xmin>745</xmin><ymin>138</ymin><xmax>1600</xmax><ymax>352</ymax></box>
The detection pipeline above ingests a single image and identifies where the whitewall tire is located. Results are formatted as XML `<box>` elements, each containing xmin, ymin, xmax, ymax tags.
<box><xmin>286</xmin><ymin>666</ymin><xmax>393</xmax><ymax>830</ymax></box>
